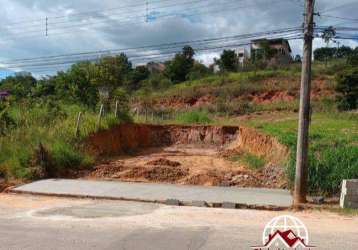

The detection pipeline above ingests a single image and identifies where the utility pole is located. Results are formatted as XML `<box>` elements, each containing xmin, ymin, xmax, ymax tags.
<box><xmin>294</xmin><ymin>0</ymin><xmax>315</xmax><ymax>205</ymax></box>
<box><xmin>45</xmin><ymin>17</ymin><xmax>48</xmax><ymax>36</ymax></box>
<box><xmin>146</xmin><ymin>0</ymin><xmax>149</xmax><ymax>23</ymax></box>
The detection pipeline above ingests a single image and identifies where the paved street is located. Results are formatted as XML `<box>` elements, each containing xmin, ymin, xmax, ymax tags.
<box><xmin>0</xmin><ymin>193</ymin><xmax>357</xmax><ymax>250</ymax></box>
<box><xmin>12</xmin><ymin>179</ymin><xmax>292</xmax><ymax>207</ymax></box>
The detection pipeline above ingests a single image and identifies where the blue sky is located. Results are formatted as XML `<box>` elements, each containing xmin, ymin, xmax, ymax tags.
<box><xmin>0</xmin><ymin>69</ymin><xmax>14</xmax><ymax>79</ymax></box>
<box><xmin>0</xmin><ymin>0</ymin><xmax>357</xmax><ymax>77</ymax></box>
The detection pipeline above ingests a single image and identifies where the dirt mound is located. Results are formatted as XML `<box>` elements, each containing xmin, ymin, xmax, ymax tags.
<box><xmin>145</xmin><ymin>158</ymin><xmax>181</xmax><ymax>167</ymax></box>
<box><xmin>89</xmin><ymin>164</ymin><xmax>126</xmax><ymax>178</ymax></box>
<box><xmin>122</xmin><ymin>166</ymin><xmax>188</xmax><ymax>182</ymax></box>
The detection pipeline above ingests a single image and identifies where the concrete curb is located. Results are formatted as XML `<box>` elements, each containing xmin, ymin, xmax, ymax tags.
<box><xmin>9</xmin><ymin>188</ymin><xmax>289</xmax><ymax>211</ymax></box>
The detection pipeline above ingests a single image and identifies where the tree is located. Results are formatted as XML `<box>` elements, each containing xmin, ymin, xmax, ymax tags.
<box><xmin>91</xmin><ymin>54</ymin><xmax>132</xmax><ymax>89</ymax></box>
<box><xmin>336</xmin><ymin>70</ymin><xmax>358</xmax><ymax>110</ymax></box>
<box><xmin>127</xmin><ymin>65</ymin><xmax>150</xmax><ymax>91</ymax></box>
<box><xmin>215</xmin><ymin>50</ymin><xmax>238</xmax><ymax>72</ymax></box>
<box><xmin>188</xmin><ymin>62</ymin><xmax>211</xmax><ymax>80</ymax></box>
<box><xmin>0</xmin><ymin>74</ymin><xmax>36</xmax><ymax>99</ymax></box>
<box><xmin>321</xmin><ymin>26</ymin><xmax>336</xmax><ymax>45</ymax></box>
<box><xmin>336</xmin><ymin>46</ymin><xmax>353</xmax><ymax>59</ymax></box>
<box><xmin>294</xmin><ymin>54</ymin><xmax>302</xmax><ymax>63</ymax></box>
<box><xmin>347</xmin><ymin>49</ymin><xmax>358</xmax><ymax>66</ymax></box>
<box><xmin>64</xmin><ymin>62</ymin><xmax>98</xmax><ymax>107</ymax></box>
<box><xmin>90</xmin><ymin>54</ymin><xmax>132</xmax><ymax>107</ymax></box>
<box><xmin>314</xmin><ymin>47</ymin><xmax>337</xmax><ymax>61</ymax></box>
<box><xmin>165</xmin><ymin>46</ymin><xmax>195</xmax><ymax>83</ymax></box>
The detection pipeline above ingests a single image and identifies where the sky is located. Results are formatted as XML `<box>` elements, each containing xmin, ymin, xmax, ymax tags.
<box><xmin>0</xmin><ymin>0</ymin><xmax>357</xmax><ymax>77</ymax></box>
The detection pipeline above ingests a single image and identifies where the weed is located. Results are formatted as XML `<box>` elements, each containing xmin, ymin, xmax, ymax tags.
<box><xmin>229</xmin><ymin>152</ymin><xmax>266</xmax><ymax>170</ymax></box>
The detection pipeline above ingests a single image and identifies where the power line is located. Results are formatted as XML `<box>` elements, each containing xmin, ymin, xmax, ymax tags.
<box><xmin>1</xmin><ymin>0</ymin><xmax>289</xmax><ymax>41</ymax></box>
<box><xmin>319</xmin><ymin>14</ymin><xmax>358</xmax><ymax>23</ymax></box>
<box><xmin>320</xmin><ymin>1</ymin><xmax>358</xmax><ymax>14</ymax></box>
<box><xmin>15</xmin><ymin>35</ymin><xmax>304</xmax><ymax>74</ymax></box>
<box><xmin>1</xmin><ymin>30</ymin><xmax>302</xmax><ymax>72</ymax></box>
<box><xmin>0</xmin><ymin>27</ymin><xmax>302</xmax><ymax>66</ymax></box>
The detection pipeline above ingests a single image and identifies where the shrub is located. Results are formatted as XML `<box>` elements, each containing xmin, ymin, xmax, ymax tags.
<box><xmin>176</xmin><ymin>110</ymin><xmax>212</xmax><ymax>124</ymax></box>
<box><xmin>335</xmin><ymin>70</ymin><xmax>358</xmax><ymax>110</ymax></box>
<box><xmin>347</xmin><ymin>50</ymin><xmax>358</xmax><ymax>66</ymax></box>
<box><xmin>49</xmin><ymin>141</ymin><xmax>87</xmax><ymax>170</ymax></box>
<box><xmin>0</xmin><ymin>101</ymin><xmax>15</xmax><ymax>135</ymax></box>
<box><xmin>229</xmin><ymin>152</ymin><xmax>266</xmax><ymax>170</ymax></box>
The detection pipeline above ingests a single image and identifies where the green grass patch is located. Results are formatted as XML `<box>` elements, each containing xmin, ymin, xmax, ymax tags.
<box><xmin>245</xmin><ymin>112</ymin><xmax>358</xmax><ymax>195</ymax></box>
<box><xmin>175</xmin><ymin>110</ymin><xmax>212</xmax><ymax>124</ymax></box>
<box><xmin>228</xmin><ymin>152</ymin><xmax>266</xmax><ymax>170</ymax></box>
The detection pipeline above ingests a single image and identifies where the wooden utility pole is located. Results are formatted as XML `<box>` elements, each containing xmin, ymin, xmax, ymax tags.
<box><xmin>294</xmin><ymin>0</ymin><xmax>315</xmax><ymax>205</ymax></box>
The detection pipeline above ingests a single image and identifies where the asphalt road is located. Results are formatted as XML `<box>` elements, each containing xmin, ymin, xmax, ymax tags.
<box><xmin>0</xmin><ymin>194</ymin><xmax>357</xmax><ymax>250</ymax></box>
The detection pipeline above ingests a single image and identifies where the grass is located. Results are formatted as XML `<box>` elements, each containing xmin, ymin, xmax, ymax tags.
<box><xmin>244</xmin><ymin>112</ymin><xmax>358</xmax><ymax>195</ymax></box>
<box><xmin>175</xmin><ymin>110</ymin><xmax>212</xmax><ymax>124</ymax></box>
<box><xmin>0</xmin><ymin>100</ymin><xmax>131</xmax><ymax>180</ymax></box>
<box><xmin>229</xmin><ymin>152</ymin><xmax>266</xmax><ymax>170</ymax></box>
<box><xmin>328</xmin><ymin>207</ymin><xmax>358</xmax><ymax>217</ymax></box>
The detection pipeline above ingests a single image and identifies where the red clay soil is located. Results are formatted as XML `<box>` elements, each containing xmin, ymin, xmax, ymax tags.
<box><xmin>83</xmin><ymin>125</ymin><xmax>289</xmax><ymax>189</ymax></box>
<box><xmin>132</xmin><ymin>77</ymin><xmax>334</xmax><ymax>110</ymax></box>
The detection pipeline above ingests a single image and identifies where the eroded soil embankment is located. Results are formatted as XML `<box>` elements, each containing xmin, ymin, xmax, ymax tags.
<box><xmin>83</xmin><ymin>124</ymin><xmax>289</xmax><ymax>188</ymax></box>
<box><xmin>84</xmin><ymin>124</ymin><xmax>239</xmax><ymax>156</ymax></box>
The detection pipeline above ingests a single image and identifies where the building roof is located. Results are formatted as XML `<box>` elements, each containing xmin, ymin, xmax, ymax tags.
<box><xmin>265</xmin><ymin>230</ymin><xmax>312</xmax><ymax>248</ymax></box>
<box><xmin>0</xmin><ymin>90</ymin><xmax>10</xmax><ymax>96</ymax></box>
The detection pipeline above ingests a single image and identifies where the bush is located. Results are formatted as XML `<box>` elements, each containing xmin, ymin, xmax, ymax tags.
<box><xmin>0</xmin><ymin>100</ymin><xmax>15</xmax><ymax>135</ymax></box>
<box><xmin>347</xmin><ymin>50</ymin><xmax>358</xmax><ymax>66</ymax></box>
<box><xmin>176</xmin><ymin>110</ymin><xmax>212</xmax><ymax>124</ymax></box>
<box><xmin>287</xmin><ymin>145</ymin><xmax>358</xmax><ymax>195</ymax></box>
<box><xmin>336</xmin><ymin>70</ymin><xmax>358</xmax><ymax>110</ymax></box>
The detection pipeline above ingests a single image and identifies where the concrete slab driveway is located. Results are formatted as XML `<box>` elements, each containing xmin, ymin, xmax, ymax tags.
<box><xmin>12</xmin><ymin>178</ymin><xmax>292</xmax><ymax>208</ymax></box>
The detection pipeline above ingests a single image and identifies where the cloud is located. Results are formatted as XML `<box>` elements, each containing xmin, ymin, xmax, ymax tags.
<box><xmin>0</xmin><ymin>0</ymin><xmax>357</xmax><ymax>76</ymax></box>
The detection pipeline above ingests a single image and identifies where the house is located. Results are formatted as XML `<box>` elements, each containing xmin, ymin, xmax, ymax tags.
<box><xmin>237</xmin><ymin>48</ymin><xmax>250</xmax><ymax>67</ymax></box>
<box><xmin>252</xmin><ymin>230</ymin><xmax>314</xmax><ymax>250</ymax></box>
<box><xmin>146</xmin><ymin>62</ymin><xmax>166</xmax><ymax>73</ymax></box>
<box><xmin>251</xmin><ymin>38</ymin><xmax>292</xmax><ymax>65</ymax></box>
<box><xmin>0</xmin><ymin>90</ymin><xmax>10</xmax><ymax>100</ymax></box>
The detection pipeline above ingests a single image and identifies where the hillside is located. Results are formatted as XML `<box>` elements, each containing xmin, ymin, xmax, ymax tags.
<box><xmin>131</xmin><ymin>61</ymin><xmax>358</xmax><ymax>195</ymax></box>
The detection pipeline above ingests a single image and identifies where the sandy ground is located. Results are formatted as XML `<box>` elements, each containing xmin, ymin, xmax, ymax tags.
<box><xmin>0</xmin><ymin>193</ymin><xmax>357</xmax><ymax>250</ymax></box>
<box><xmin>84</xmin><ymin>145</ymin><xmax>286</xmax><ymax>188</ymax></box>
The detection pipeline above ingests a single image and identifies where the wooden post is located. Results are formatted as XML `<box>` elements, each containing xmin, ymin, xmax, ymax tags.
<box><xmin>114</xmin><ymin>100</ymin><xmax>119</xmax><ymax>118</ymax></box>
<box><xmin>97</xmin><ymin>104</ymin><xmax>104</xmax><ymax>130</ymax></box>
<box><xmin>294</xmin><ymin>0</ymin><xmax>315</xmax><ymax>205</ymax></box>
<box><xmin>75</xmin><ymin>112</ymin><xmax>82</xmax><ymax>138</ymax></box>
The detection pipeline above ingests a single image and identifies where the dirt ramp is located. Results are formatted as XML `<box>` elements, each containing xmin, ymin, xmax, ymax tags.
<box><xmin>227</xmin><ymin>127</ymin><xmax>289</xmax><ymax>164</ymax></box>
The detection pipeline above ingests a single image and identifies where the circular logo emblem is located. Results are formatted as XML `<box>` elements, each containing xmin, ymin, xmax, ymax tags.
<box><xmin>262</xmin><ymin>215</ymin><xmax>309</xmax><ymax>245</ymax></box>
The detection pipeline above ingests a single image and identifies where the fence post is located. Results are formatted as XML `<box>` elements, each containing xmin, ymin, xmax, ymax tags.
<box><xmin>97</xmin><ymin>104</ymin><xmax>104</xmax><ymax>130</ymax></box>
<box><xmin>75</xmin><ymin>112</ymin><xmax>82</xmax><ymax>138</ymax></box>
<box><xmin>114</xmin><ymin>100</ymin><xmax>119</xmax><ymax>118</ymax></box>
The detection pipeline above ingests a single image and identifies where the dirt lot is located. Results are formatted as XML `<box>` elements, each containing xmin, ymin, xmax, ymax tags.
<box><xmin>84</xmin><ymin>145</ymin><xmax>287</xmax><ymax>189</ymax></box>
